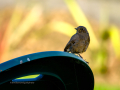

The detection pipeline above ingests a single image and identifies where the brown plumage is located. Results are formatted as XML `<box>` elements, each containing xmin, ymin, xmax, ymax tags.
<box><xmin>64</xmin><ymin>26</ymin><xmax>90</xmax><ymax>63</ymax></box>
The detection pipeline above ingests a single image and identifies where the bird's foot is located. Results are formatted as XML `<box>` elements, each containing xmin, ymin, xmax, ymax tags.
<box><xmin>78</xmin><ymin>54</ymin><xmax>89</xmax><ymax>64</ymax></box>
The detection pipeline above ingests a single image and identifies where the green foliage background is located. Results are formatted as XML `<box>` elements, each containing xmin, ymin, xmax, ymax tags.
<box><xmin>0</xmin><ymin>0</ymin><xmax>120</xmax><ymax>89</ymax></box>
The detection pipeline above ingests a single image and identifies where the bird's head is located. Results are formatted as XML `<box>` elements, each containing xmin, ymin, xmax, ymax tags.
<box><xmin>75</xmin><ymin>26</ymin><xmax>88</xmax><ymax>34</ymax></box>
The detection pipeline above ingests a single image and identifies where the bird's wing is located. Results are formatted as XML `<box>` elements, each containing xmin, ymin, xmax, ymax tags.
<box><xmin>72</xmin><ymin>34</ymin><xmax>85</xmax><ymax>48</ymax></box>
<box><xmin>64</xmin><ymin>34</ymin><xmax>79</xmax><ymax>52</ymax></box>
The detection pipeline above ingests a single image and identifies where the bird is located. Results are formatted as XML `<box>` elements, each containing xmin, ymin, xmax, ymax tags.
<box><xmin>64</xmin><ymin>26</ymin><xmax>90</xmax><ymax>63</ymax></box>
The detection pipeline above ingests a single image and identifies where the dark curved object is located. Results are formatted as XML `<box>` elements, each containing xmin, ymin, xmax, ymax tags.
<box><xmin>0</xmin><ymin>51</ymin><xmax>94</xmax><ymax>90</ymax></box>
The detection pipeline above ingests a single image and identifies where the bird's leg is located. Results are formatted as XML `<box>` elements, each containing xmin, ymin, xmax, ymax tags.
<box><xmin>84</xmin><ymin>60</ymin><xmax>89</xmax><ymax>64</ymax></box>
<box><xmin>78</xmin><ymin>54</ymin><xmax>83</xmax><ymax>58</ymax></box>
<box><xmin>78</xmin><ymin>54</ymin><xmax>89</xmax><ymax>64</ymax></box>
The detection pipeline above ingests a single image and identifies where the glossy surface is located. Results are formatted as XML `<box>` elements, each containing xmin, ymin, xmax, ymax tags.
<box><xmin>0</xmin><ymin>51</ymin><xmax>86</xmax><ymax>72</ymax></box>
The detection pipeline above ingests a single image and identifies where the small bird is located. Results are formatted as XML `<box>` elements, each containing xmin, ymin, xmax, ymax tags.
<box><xmin>64</xmin><ymin>26</ymin><xmax>90</xmax><ymax>63</ymax></box>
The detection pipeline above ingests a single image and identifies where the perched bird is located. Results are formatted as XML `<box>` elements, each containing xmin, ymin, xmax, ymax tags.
<box><xmin>64</xmin><ymin>26</ymin><xmax>90</xmax><ymax>63</ymax></box>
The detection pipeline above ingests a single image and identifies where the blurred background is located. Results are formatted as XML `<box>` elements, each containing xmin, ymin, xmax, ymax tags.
<box><xmin>0</xmin><ymin>0</ymin><xmax>120</xmax><ymax>89</ymax></box>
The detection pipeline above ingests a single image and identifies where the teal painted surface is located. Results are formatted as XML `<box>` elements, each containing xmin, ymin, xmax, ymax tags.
<box><xmin>0</xmin><ymin>51</ymin><xmax>87</xmax><ymax>72</ymax></box>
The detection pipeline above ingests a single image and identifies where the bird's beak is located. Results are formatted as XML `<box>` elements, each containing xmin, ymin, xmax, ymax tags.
<box><xmin>75</xmin><ymin>28</ymin><xmax>77</xmax><ymax>30</ymax></box>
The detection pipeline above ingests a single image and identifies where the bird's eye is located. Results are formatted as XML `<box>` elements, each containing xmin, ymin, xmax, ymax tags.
<box><xmin>81</xmin><ymin>28</ymin><xmax>84</xmax><ymax>30</ymax></box>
